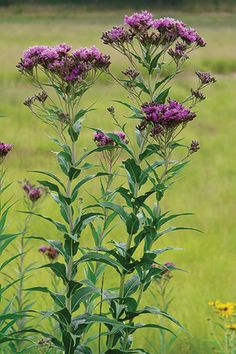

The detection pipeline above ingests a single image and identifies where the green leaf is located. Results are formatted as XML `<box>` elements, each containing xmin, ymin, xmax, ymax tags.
<box><xmin>78</xmin><ymin>252</ymin><xmax>123</xmax><ymax>274</ymax></box>
<box><xmin>0</xmin><ymin>233</ymin><xmax>20</xmax><ymax>254</ymax></box>
<box><xmin>0</xmin><ymin>252</ymin><xmax>22</xmax><ymax>271</ymax></box>
<box><xmin>72</xmin><ymin>172</ymin><xmax>109</xmax><ymax>201</ymax></box>
<box><xmin>148</xmin><ymin>50</ymin><xmax>163</xmax><ymax>74</ymax></box>
<box><xmin>123</xmin><ymin>158</ymin><xmax>142</xmax><ymax>185</ymax></box>
<box><xmin>40</xmin><ymin>262</ymin><xmax>67</xmax><ymax>283</ymax></box>
<box><xmin>100</xmin><ymin>202</ymin><xmax>129</xmax><ymax>223</ymax></box>
<box><xmin>126</xmin><ymin>213</ymin><xmax>140</xmax><ymax>235</ymax></box>
<box><xmin>20</xmin><ymin>211</ymin><xmax>68</xmax><ymax>233</ymax></box>
<box><xmin>30</xmin><ymin>170</ymin><xmax>66</xmax><ymax>191</ymax></box>
<box><xmin>113</xmin><ymin>100</ymin><xmax>143</xmax><ymax>119</ymax></box>
<box><xmin>154</xmin><ymin>88</ymin><xmax>170</xmax><ymax>103</ymax></box>
<box><xmin>71</xmin><ymin>287</ymin><xmax>99</xmax><ymax>313</ymax></box>
<box><xmin>139</xmin><ymin>144</ymin><xmax>161</xmax><ymax>161</ymax></box>
<box><xmin>124</xmin><ymin>275</ymin><xmax>140</xmax><ymax>297</ymax></box>
<box><xmin>37</xmin><ymin>179</ymin><xmax>60</xmax><ymax>193</ymax></box>
<box><xmin>57</xmin><ymin>151</ymin><xmax>71</xmax><ymax>176</ymax></box>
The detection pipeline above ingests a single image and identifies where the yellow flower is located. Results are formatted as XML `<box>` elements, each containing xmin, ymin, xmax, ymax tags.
<box><xmin>215</xmin><ymin>302</ymin><xmax>235</xmax><ymax>318</ymax></box>
<box><xmin>225</xmin><ymin>324</ymin><xmax>236</xmax><ymax>330</ymax></box>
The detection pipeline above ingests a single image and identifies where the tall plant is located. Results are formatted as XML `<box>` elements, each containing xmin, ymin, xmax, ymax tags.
<box><xmin>0</xmin><ymin>142</ymin><xmax>26</xmax><ymax>348</ymax></box>
<box><xmin>17</xmin><ymin>44</ymin><xmax>112</xmax><ymax>353</ymax></box>
<box><xmin>89</xmin><ymin>10</ymin><xmax>216</xmax><ymax>352</ymax></box>
<box><xmin>16</xmin><ymin>11</ymin><xmax>216</xmax><ymax>354</ymax></box>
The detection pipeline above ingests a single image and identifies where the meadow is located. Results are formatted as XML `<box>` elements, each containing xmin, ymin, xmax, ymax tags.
<box><xmin>0</xmin><ymin>5</ymin><xmax>236</xmax><ymax>353</ymax></box>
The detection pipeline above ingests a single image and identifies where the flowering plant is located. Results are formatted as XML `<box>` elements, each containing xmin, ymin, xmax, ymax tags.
<box><xmin>17</xmin><ymin>10</ymin><xmax>215</xmax><ymax>354</ymax></box>
<box><xmin>208</xmin><ymin>301</ymin><xmax>236</xmax><ymax>353</ymax></box>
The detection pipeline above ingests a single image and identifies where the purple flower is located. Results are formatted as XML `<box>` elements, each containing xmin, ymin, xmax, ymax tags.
<box><xmin>141</xmin><ymin>100</ymin><xmax>196</xmax><ymax>127</ymax></box>
<box><xmin>39</xmin><ymin>245</ymin><xmax>48</xmax><ymax>253</ymax></box>
<box><xmin>17</xmin><ymin>45</ymin><xmax>47</xmax><ymax>71</ymax></box>
<box><xmin>122</xmin><ymin>68</ymin><xmax>139</xmax><ymax>80</ymax></box>
<box><xmin>153</xmin><ymin>17</ymin><xmax>184</xmax><ymax>42</ymax></box>
<box><xmin>22</xmin><ymin>181</ymin><xmax>43</xmax><ymax>202</ymax></box>
<box><xmin>28</xmin><ymin>188</ymin><xmax>42</xmax><ymax>201</ymax></box>
<box><xmin>191</xmin><ymin>89</ymin><xmax>206</xmax><ymax>101</ymax></box>
<box><xmin>0</xmin><ymin>142</ymin><xmax>12</xmax><ymax>158</ymax></box>
<box><xmin>189</xmin><ymin>140</ymin><xmax>200</xmax><ymax>153</ymax></box>
<box><xmin>39</xmin><ymin>245</ymin><xmax>59</xmax><ymax>260</ymax></box>
<box><xmin>153</xmin><ymin>17</ymin><xmax>205</xmax><ymax>47</ymax></box>
<box><xmin>102</xmin><ymin>26</ymin><xmax>133</xmax><ymax>45</ymax></box>
<box><xmin>17</xmin><ymin>44</ymin><xmax>110</xmax><ymax>80</ymax></box>
<box><xmin>93</xmin><ymin>131</ymin><xmax>128</xmax><ymax>146</ymax></box>
<box><xmin>124</xmin><ymin>11</ymin><xmax>153</xmax><ymax>33</ymax></box>
<box><xmin>168</xmin><ymin>42</ymin><xmax>189</xmax><ymax>61</ymax></box>
<box><xmin>164</xmin><ymin>262</ymin><xmax>175</xmax><ymax>268</ymax></box>
<box><xmin>178</xmin><ymin>26</ymin><xmax>198</xmax><ymax>44</ymax></box>
<box><xmin>196</xmin><ymin>71</ymin><xmax>216</xmax><ymax>84</ymax></box>
<box><xmin>72</xmin><ymin>46</ymin><xmax>110</xmax><ymax>69</ymax></box>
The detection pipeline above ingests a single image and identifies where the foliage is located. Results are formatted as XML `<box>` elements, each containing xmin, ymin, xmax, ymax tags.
<box><xmin>13</xmin><ymin>10</ymin><xmax>215</xmax><ymax>354</ymax></box>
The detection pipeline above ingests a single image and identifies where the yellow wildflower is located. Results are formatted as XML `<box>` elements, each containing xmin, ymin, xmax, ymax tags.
<box><xmin>225</xmin><ymin>324</ymin><xmax>236</xmax><ymax>330</ymax></box>
<box><xmin>215</xmin><ymin>302</ymin><xmax>235</xmax><ymax>318</ymax></box>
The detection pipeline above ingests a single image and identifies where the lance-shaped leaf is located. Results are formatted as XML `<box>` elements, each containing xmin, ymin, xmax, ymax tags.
<box><xmin>0</xmin><ymin>233</ymin><xmax>20</xmax><ymax>254</ymax></box>
<box><xmin>154</xmin><ymin>87</ymin><xmax>170</xmax><ymax>103</ymax></box>
<box><xmin>71</xmin><ymin>286</ymin><xmax>100</xmax><ymax>313</ymax></box>
<box><xmin>40</xmin><ymin>262</ymin><xmax>67</xmax><ymax>283</ymax></box>
<box><xmin>155</xmin><ymin>226</ymin><xmax>202</xmax><ymax>241</ymax></box>
<box><xmin>20</xmin><ymin>211</ymin><xmax>68</xmax><ymax>233</ymax></box>
<box><xmin>124</xmin><ymin>275</ymin><xmax>141</xmax><ymax>297</ymax></box>
<box><xmin>100</xmin><ymin>202</ymin><xmax>129</xmax><ymax>223</ymax></box>
<box><xmin>71</xmin><ymin>172</ymin><xmax>109</xmax><ymax>201</ymax></box>
<box><xmin>113</xmin><ymin>100</ymin><xmax>143</xmax><ymax>120</ymax></box>
<box><xmin>30</xmin><ymin>170</ymin><xmax>66</xmax><ymax>190</ymax></box>
<box><xmin>77</xmin><ymin>252</ymin><xmax>123</xmax><ymax>274</ymax></box>
<box><xmin>127</xmin><ymin>306</ymin><xmax>183</xmax><ymax>330</ymax></box>
<box><xmin>25</xmin><ymin>287</ymin><xmax>65</xmax><ymax>308</ymax></box>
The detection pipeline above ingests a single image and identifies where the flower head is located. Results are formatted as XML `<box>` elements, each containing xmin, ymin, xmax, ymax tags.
<box><xmin>153</xmin><ymin>17</ymin><xmax>205</xmax><ymax>46</ymax></box>
<box><xmin>225</xmin><ymin>324</ymin><xmax>236</xmax><ymax>330</ymax></box>
<box><xmin>122</xmin><ymin>68</ymin><xmax>139</xmax><ymax>80</ymax></box>
<box><xmin>102</xmin><ymin>26</ymin><xmax>133</xmax><ymax>45</ymax></box>
<box><xmin>196</xmin><ymin>71</ymin><xmax>216</xmax><ymax>85</ymax></box>
<box><xmin>22</xmin><ymin>180</ymin><xmax>43</xmax><ymax>202</ymax></box>
<box><xmin>142</xmin><ymin>100</ymin><xmax>196</xmax><ymax>127</ymax></box>
<box><xmin>39</xmin><ymin>245</ymin><xmax>59</xmax><ymax>260</ymax></box>
<box><xmin>17</xmin><ymin>44</ymin><xmax>110</xmax><ymax>82</ymax></box>
<box><xmin>93</xmin><ymin>131</ymin><xmax>128</xmax><ymax>146</ymax></box>
<box><xmin>191</xmin><ymin>89</ymin><xmax>206</xmax><ymax>101</ymax></box>
<box><xmin>168</xmin><ymin>42</ymin><xmax>189</xmax><ymax>62</ymax></box>
<box><xmin>209</xmin><ymin>300</ymin><xmax>235</xmax><ymax>318</ymax></box>
<box><xmin>189</xmin><ymin>140</ymin><xmax>200</xmax><ymax>154</ymax></box>
<box><xmin>0</xmin><ymin>142</ymin><xmax>12</xmax><ymax>159</ymax></box>
<box><xmin>124</xmin><ymin>11</ymin><xmax>153</xmax><ymax>33</ymax></box>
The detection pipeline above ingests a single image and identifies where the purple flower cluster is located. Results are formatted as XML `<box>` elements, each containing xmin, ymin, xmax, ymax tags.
<box><xmin>153</xmin><ymin>17</ymin><xmax>206</xmax><ymax>46</ymax></box>
<box><xmin>142</xmin><ymin>100</ymin><xmax>196</xmax><ymax>127</ymax></box>
<box><xmin>196</xmin><ymin>71</ymin><xmax>216</xmax><ymax>84</ymax></box>
<box><xmin>102</xmin><ymin>11</ymin><xmax>205</xmax><ymax>49</ymax></box>
<box><xmin>168</xmin><ymin>42</ymin><xmax>189</xmax><ymax>62</ymax></box>
<box><xmin>93</xmin><ymin>131</ymin><xmax>127</xmax><ymax>146</ymax></box>
<box><xmin>39</xmin><ymin>245</ymin><xmax>59</xmax><ymax>260</ymax></box>
<box><xmin>17</xmin><ymin>44</ymin><xmax>110</xmax><ymax>83</ymax></box>
<box><xmin>101</xmin><ymin>26</ymin><xmax>133</xmax><ymax>45</ymax></box>
<box><xmin>0</xmin><ymin>142</ymin><xmax>12</xmax><ymax>158</ymax></box>
<box><xmin>23</xmin><ymin>181</ymin><xmax>42</xmax><ymax>202</ymax></box>
<box><xmin>124</xmin><ymin>10</ymin><xmax>153</xmax><ymax>33</ymax></box>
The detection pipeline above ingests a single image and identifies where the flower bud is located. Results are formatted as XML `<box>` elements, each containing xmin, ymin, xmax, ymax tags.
<box><xmin>189</xmin><ymin>140</ymin><xmax>200</xmax><ymax>153</ymax></box>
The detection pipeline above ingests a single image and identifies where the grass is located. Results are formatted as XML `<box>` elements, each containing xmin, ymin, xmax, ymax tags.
<box><xmin>0</xmin><ymin>5</ymin><xmax>236</xmax><ymax>353</ymax></box>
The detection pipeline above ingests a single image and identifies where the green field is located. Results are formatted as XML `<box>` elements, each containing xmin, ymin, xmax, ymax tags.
<box><xmin>0</xmin><ymin>5</ymin><xmax>236</xmax><ymax>353</ymax></box>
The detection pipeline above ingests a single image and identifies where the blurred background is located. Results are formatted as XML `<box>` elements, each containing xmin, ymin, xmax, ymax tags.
<box><xmin>0</xmin><ymin>1</ymin><xmax>235</xmax><ymax>353</ymax></box>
